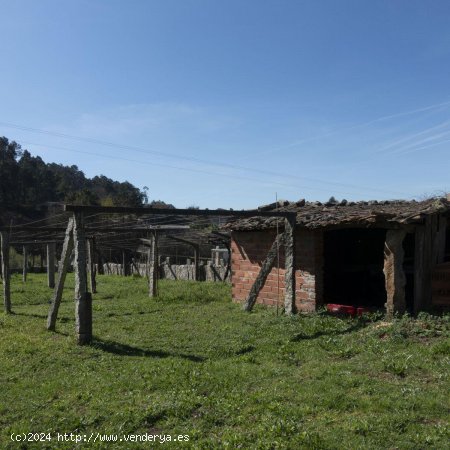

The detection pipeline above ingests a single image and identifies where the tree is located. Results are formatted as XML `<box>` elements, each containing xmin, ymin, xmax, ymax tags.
<box><xmin>17</xmin><ymin>151</ymin><xmax>56</xmax><ymax>204</ymax></box>
<box><xmin>0</xmin><ymin>137</ymin><xmax>21</xmax><ymax>207</ymax></box>
<box><xmin>65</xmin><ymin>188</ymin><xmax>100</xmax><ymax>206</ymax></box>
<box><xmin>48</xmin><ymin>163</ymin><xmax>86</xmax><ymax>200</ymax></box>
<box><xmin>0</xmin><ymin>136</ymin><xmax>150</xmax><ymax>209</ymax></box>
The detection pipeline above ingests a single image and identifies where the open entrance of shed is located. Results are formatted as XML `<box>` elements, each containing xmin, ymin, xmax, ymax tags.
<box><xmin>445</xmin><ymin>225</ymin><xmax>450</xmax><ymax>262</ymax></box>
<box><xmin>324</xmin><ymin>228</ymin><xmax>387</xmax><ymax>310</ymax></box>
<box><xmin>402</xmin><ymin>232</ymin><xmax>415</xmax><ymax>313</ymax></box>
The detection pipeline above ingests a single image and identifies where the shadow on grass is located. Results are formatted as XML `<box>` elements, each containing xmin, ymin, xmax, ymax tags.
<box><xmin>290</xmin><ymin>320</ymin><xmax>368</xmax><ymax>342</ymax></box>
<box><xmin>10</xmin><ymin>307</ymin><xmax>73</xmax><ymax>321</ymax></box>
<box><xmin>235</xmin><ymin>345</ymin><xmax>255</xmax><ymax>355</ymax></box>
<box><xmin>92</xmin><ymin>339</ymin><xmax>206</xmax><ymax>362</ymax></box>
<box><xmin>13</xmin><ymin>311</ymin><xmax>48</xmax><ymax>320</ymax></box>
<box><xmin>58</xmin><ymin>317</ymin><xmax>73</xmax><ymax>323</ymax></box>
<box><xmin>105</xmin><ymin>310</ymin><xmax>162</xmax><ymax>318</ymax></box>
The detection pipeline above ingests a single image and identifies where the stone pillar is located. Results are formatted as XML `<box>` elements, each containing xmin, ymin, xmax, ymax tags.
<box><xmin>47</xmin><ymin>243</ymin><xmax>56</xmax><ymax>288</ymax></box>
<box><xmin>384</xmin><ymin>229</ymin><xmax>406</xmax><ymax>317</ymax></box>
<box><xmin>73</xmin><ymin>212</ymin><xmax>92</xmax><ymax>345</ymax></box>
<box><xmin>0</xmin><ymin>231</ymin><xmax>11</xmax><ymax>314</ymax></box>
<box><xmin>284</xmin><ymin>214</ymin><xmax>296</xmax><ymax>315</ymax></box>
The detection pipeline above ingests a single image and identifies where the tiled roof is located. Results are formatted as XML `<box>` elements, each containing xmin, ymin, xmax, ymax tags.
<box><xmin>225</xmin><ymin>197</ymin><xmax>450</xmax><ymax>230</ymax></box>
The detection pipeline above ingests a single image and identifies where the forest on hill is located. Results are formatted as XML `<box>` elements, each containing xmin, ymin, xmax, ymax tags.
<box><xmin>0</xmin><ymin>137</ymin><xmax>155</xmax><ymax>210</ymax></box>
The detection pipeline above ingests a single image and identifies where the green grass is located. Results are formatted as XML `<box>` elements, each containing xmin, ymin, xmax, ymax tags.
<box><xmin>1</xmin><ymin>274</ymin><xmax>449</xmax><ymax>449</ymax></box>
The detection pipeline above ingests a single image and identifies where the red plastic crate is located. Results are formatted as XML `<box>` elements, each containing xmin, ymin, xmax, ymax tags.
<box><xmin>327</xmin><ymin>304</ymin><xmax>356</xmax><ymax>317</ymax></box>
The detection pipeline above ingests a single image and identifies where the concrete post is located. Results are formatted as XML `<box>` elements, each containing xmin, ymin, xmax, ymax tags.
<box><xmin>47</xmin><ymin>242</ymin><xmax>56</xmax><ymax>288</ymax></box>
<box><xmin>148</xmin><ymin>232</ymin><xmax>158</xmax><ymax>297</ymax></box>
<box><xmin>23</xmin><ymin>245</ymin><xmax>28</xmax><ymax>283</ymax></box>
<box><xmin>73</xmin><ymin>212</ymin><xmax>92</xmax><ymax>345</ymax></box>
<box><xmin>1</xmin><ymin>231</ymin><xmax>11</xmax><ymax>314</ymax></box>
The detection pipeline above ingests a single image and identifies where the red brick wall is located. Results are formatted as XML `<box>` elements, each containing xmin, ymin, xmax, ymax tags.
<box><xmin>231</xmin><ymin>228</ymin><xmax>323</xmax><ymax>312</ymax></box>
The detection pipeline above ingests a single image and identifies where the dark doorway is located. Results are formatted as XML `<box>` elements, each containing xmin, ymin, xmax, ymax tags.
<box><xmin>324</xmin><ymin>228</ymin><xmax>386</xmax><ymax>308</ymax></box>
<box><xmin>403</xmin><ymin>232</ymin><xmax>415</xmax><ymax>313</ymax></box>
<box><xmin>445</xmin><ymin>226</ymin><xmax>450</xmax><ymax>262</ymax></box>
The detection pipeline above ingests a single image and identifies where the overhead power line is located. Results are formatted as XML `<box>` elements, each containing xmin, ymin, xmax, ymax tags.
<box><xmin>0</xmin><ymin>120</ymin><xmax>410</xmax><ymax>197</ymax></box>
<box><xmin>16</xmin><ymin>139</ymin><xmax>411</xmax><ymax>198</ymax></box>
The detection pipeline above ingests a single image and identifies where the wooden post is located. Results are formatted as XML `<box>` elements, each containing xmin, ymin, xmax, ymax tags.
<box><xmin>414</xmin><ymin>215</ymin><xmax>446</xmax><ymax>313</ymax></box>
<box><xmin>223</xmin><ymin>242</ymin><xmax>231</xmax><ymax>282</ymax></box>
<box><xmin>131</xmin><ymin>255</ymin><xmax>140</xmax><ymax>276</ymax></box>
<box><xmin>22</xmin><ymin>245</ymin><xmax>28</xmax><ymax>283</ymax></box>
<box><xmin>87</xmin><ymin>238</ymin><xmax>97</xmax><ymax>294</ymax></box>
<box><xmin>193</xmin><ymin>244</ymin><xmax>199</xmax><ymax>281</ymax></box>
<box><xmin>414</xmin><ymin>225</ymin><xmax>425</xmax><ymax>314</ymax></box>
<box><xmin>96</xmin><ymin>248</ymin><xmax>104</xmax><ymax>275</ymax></box>
<box><xmin>73</xmin><ymin>212</ymin><xmax>92</xmax><ymax>345</ymax></box>
<box><xmin>384</xmin><ymin>229</ymin><xmax>406</xmax><ymax>317</ymax></box>
<box><xmin>435</xmin><ymin>215</ymin><xmax>446</xmax><ymax>264</ymax></box>
<box><xmin>146</xmin><ymin>246</ymin><xmax>151</xmax><ymax>278</ymax></box>
<box><xmin>284</xmin><ymin>214</ymin><xmax>296</xmax><ymax>315</ymax></box>
<box><xmin>122</xmin><ymin>250</ymin><xmax>131</xmax><ymax>276</ymax></box>
<box><xmin>47</xmin><ymin>242</ymin><xmax>56</xmax><ymax>288</ymax></box>
<box><xmin>47</xmin><ymin>219</ymin><xmax>74</xmax><ymax>331</ymax></box>
<box><xmin>430</xmin><ymin>215</ymin><xmax>439</xmax><ymax>265</ymax></box>
<box><xmin>1</xmin><ymin>231</ymin><xmax>11</xmax><ymax>314</ymax></box>
<box><xmin>244</xmin><ymin>233</ymin><xmax>285</xmax><ymax>311</ymax></box>
<box><xmin>148</xmin><ymin>232</ymin><xmax>158</xmax><ymax>297</ymax></box>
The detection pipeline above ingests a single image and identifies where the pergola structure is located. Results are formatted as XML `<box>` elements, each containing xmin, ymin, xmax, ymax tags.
<box><xmin>1</xmin><ymin>205</ymin><xmax>296</xmax><ymax>345</ymax></box>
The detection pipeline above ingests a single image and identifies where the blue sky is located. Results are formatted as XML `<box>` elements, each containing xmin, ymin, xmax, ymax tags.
<box><xmin>1</xmin><ymin>0</ymin><xmax>449</xmax><ymax>208</ymax></box>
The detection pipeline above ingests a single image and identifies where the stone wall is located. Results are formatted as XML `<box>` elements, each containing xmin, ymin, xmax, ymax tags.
<box><xmin>231</xmin><ymin>229</ymin><xmax>323</xmax><ymax>311</ymax></box>
<box><xmin>100</xmin><ymin>261</ymin><xmax>229</xmax><ymax>282</ymax></box>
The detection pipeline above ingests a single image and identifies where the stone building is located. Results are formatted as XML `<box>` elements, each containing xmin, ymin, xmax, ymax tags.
<box><xmin>226</xmin><ymin>197</ymin><xmax>450</xmax><ymax>315</ymax></box>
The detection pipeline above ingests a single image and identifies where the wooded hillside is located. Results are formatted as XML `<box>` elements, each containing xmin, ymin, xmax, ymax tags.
<box><xmin>0</xmin><ymin>137</ymin><xmax>146</xmax><ymax>208</ymax></box>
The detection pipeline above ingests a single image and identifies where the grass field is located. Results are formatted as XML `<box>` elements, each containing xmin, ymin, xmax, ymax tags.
<box><xmin>0</xmin><ymin>273</ymin><xmax>449</xmax><ymax>449</ymax></box>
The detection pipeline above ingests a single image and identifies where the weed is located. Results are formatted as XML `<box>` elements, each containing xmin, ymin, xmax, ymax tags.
<box><xmin>382</xmin><ymin>353</ymin><xmax>413</xmax><ymax>377</ymax></box>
